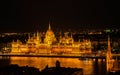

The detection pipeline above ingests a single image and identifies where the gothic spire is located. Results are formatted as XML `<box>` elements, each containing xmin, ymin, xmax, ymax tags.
<box><xmin>48</xmin><ymin>21</ymin><xmax>51</xmax><ymax>30</ymax></box>
<box><xmin>106</xmin><ymin>35</ymin><xmax>112</xmax><ymax>72</ymax></box>
<box><xmin>107</xmin><ymin>35</ymin><xmax>111</xmax><ymax>55</ymax></box>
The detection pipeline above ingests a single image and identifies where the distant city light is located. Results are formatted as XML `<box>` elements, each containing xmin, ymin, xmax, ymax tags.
<box><xmin>105</xmin><ymin>29</ymin><xmax>111</xmax><ymax>33</ymax></box>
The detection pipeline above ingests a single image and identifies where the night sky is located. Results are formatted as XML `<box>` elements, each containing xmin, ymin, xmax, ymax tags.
<box><xmin>0</xmin><ymin>0</ymin><xmax>120</xmax><ymax>32</ymax></box>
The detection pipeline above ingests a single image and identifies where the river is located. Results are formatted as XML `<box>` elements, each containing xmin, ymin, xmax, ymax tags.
<box><xmin>0</xmin><ymin>56</ymin><xmax>107</xmax><ymax>75</ymax></box>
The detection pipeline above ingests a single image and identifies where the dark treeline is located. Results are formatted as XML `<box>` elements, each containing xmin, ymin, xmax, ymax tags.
<box><xmin>0</xmin><ymin>64</ymin><xmax>40</xmax><ymax>75</ymax></box>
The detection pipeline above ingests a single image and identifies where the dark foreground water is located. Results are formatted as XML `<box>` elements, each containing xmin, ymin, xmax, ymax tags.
<box><xmin>0</xmin><ymin>57</ymin><xmax>107</xmax><ymax>75</ymax></box>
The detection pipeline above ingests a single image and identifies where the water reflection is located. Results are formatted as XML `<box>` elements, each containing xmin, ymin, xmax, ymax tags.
<box><xmin>0</xmin><ymin>56</ymin><xmax>10</xmax><ymax>66</ymax></box>
<box><xmin>93</xmin><ymin>59</ymin><xmax>106</xmax><ymax>75</ymax></box>
<box><xmin>0</xmin><ymin>57</ymin><xmax>107</xmax><ymax>75</ymax></box>
<box><xmin>10</xmin><ymin>57</ymin><xmax>93</xmax><ymax>75</ymax></box>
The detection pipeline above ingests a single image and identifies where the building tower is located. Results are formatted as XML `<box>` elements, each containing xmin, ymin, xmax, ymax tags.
<box><xmin>106</xmin><ymin>35</ymin><xmax>113</xmax><ymax>72</ymax></box>
<box><xmin>35</xmin><ymin>31</ymin><xmax>41</xmax><ymax>45</ymax></box>
<box><xmin>44</xmin><ymin>22</ymin><xmax>56</xmax><ymax>45</ymax></box>
<box><xmin>59</xmin><ymin>32</ymin><xmax>74</xmax><ymax>45</ymax></box>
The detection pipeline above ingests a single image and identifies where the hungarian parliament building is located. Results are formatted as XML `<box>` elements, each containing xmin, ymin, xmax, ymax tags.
<box><xmin>11</xmin><ymin>23</ymin><xmax>92</xmax><ymax>54</ymax></box>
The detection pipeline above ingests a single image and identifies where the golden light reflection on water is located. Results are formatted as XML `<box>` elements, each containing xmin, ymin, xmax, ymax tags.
<box><xmin>10</xmin><ymin>57</ymin><xmax>93</xmax><ymax>75</ymax></box>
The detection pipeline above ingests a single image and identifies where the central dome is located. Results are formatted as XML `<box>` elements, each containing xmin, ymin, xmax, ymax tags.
<box><xmin>46</xmin><ymin>28</ymin><xmax>54</xmax><ymax>35</ymax></box>
<box><xmin>44</xmin><ymin>22</ymin><xmax>56</xmax><ymax>44</ymax></box>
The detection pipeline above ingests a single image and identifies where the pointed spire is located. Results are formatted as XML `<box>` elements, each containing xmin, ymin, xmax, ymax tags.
<box><xmin>106</xmin><ymin>35</ymin><xmax>113</xmax><ymax>72</ymax></box>
<box><xmin>71</xmin><ymin>32</ymin><xmax>73</xmax><ymax>38</ymax></box>
<box><xmin>36</xmin><ymin>31</ymin><xmax>39</xmax><ymax>39</ymax></box>
<box><xmin>107</xmin><ymin>35</ymin><xmax>111</xmax><ymax>55</ymax></box>
<box><xmin>28</xmin><ymin>33</ymin><xmax>31</xmax><ymax>39</ymax></box>
<box><xmin>48</xmin><ymin>21</ymin><xmax>51</xmax><ymax>30</ymax></box>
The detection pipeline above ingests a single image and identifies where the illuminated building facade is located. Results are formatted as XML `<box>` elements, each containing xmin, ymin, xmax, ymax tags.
<box><xmin>11</xmin><ymin>31</ymin><xmax>41</xmax><ymax>53</ymax></box>
<box><xmin>51</xmin><ymin>32</ymin><xmax>91</xmax><ymax>54</ymax></box>
<box><xmin>59</xmin><ymin>32</ymin><xmax>74</xmax><ymax>45</ymax></box>
<box><xmin>11</xmin><ymin>23</ymin><xmax>92</xmax><ymax>54</ymax></box>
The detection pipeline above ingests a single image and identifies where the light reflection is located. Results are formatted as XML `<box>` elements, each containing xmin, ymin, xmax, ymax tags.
<box><xmin>10</xmin><ymin>57</ymin><xmax>93</xmax><ymax>75</ymax></box>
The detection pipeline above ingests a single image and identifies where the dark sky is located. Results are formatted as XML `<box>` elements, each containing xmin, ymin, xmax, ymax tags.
<box><xmin>0</xmin><ymin>0</ymin><xmax>120</xmax><ymax>32</ymax></box>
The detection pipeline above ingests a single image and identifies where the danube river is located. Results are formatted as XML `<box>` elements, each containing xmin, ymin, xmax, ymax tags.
<box><xmin>0</xmin><ymin>56</ymin><xmax>107</xmax><ymax>75</ymax></box>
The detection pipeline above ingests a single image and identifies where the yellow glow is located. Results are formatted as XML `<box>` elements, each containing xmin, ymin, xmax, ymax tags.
<box><xmin>10</xmin><ymin>57</ymin><xmax>93</xmax><ymax>74</ymax></box>
<box><xmin>11</xmin><ymin>24</ymin><xmax>92</xmax><ymax>54</ymax></box>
